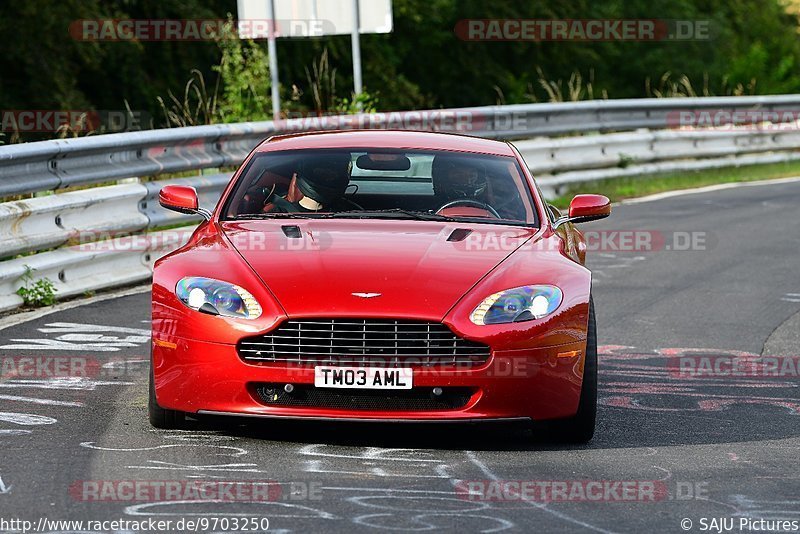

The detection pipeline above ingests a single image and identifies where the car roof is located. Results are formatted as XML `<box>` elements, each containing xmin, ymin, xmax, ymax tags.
<box><xmin>255</xmin><ymin>129</ymin><xmax>516</xmax><ymax>157</ymax></box>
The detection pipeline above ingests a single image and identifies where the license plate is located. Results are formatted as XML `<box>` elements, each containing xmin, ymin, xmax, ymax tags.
<box><xmin>314</xmin><ymin>366</ymin><xmax>413</xmax><ymax>389</ymax></box>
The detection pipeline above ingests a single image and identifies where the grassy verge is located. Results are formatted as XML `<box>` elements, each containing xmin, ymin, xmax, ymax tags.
<box><xmin>548</xmin><ymin>160</ymin><xmax>800</xmax><ymax>209</ymax></box>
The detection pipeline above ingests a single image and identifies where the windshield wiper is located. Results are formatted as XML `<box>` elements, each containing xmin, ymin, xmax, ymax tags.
<box><xmin>325</xmin><ymin>208</ymin><xmax>458</xmax><ymax>221</ymax></box>
<box><xmin>232</xmin><ymin>212</ymin><xmax>319</xmax><ymax>220</ymax></box>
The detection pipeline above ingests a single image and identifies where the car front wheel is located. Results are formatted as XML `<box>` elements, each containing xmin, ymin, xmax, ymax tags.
<box><xmin>148</xmin><ymin>360</ymin><xmax>187</xmax><ymax>429</ymax></box>
<box><xmin>536</xmin><ymin>297</ymin><xmax>597</xmax><ymax>443</ymax></box>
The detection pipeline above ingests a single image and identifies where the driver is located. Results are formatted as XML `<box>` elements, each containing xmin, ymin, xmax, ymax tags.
<box><xmin>263</xmin><ymin>153</ymin><xmax>352</xmax><ymax>213</ymax></box>
<box><xmin>431</xmin><ymin>155</ymin><xmax>527</xmax><ymax>220</ymax></box>
<box><xmin>431</xmin><ymin>155</ymin><xmax>488</xmax><ymax>204</ymax></box>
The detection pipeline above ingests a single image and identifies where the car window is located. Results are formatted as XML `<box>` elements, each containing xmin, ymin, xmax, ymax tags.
<box><xmin>222</xmin><ymin>148</ymin><xmax>538</xmax><ymax>226</ymax></box>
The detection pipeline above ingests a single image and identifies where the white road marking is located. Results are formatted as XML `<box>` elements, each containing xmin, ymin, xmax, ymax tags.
<box><xmin>621</xmin><ymin>175</ymin><xmax>800</xmax><ymax>205</ymax></box>
<box><xmin>352</xmin><ymin>512</ymin><xmax>514</xmax><ymax>532</ymax></box>
<box><xmin>0</xmin><ymin>322</ymin><xmax>151</xmax><ymax>351</ymax></box>
<box><xmin>57</xmin><ymin>333</ymin><xmax>148</xmax><ymax>343</ymax></box>
<box><xmin>730</xmin><ymin>494</ymin><xmax>800</xmax><ymax>518</ymax></box>
<box><xmin>0</xmin><ymin>285</ymin><xmax>151</xmax><ymax>332</ymax></box>
<box><xmin>0</xmin><ymin>412</ymin><xmax>57</xmax><ymax>425</ymax></box>
<box><xmin>0</xmin><ymin>475</ymin><xmax>11</xmax><ymax>494</ymax></box>
<box><xmin>0</xmin><ymin>394</ymin><xmax>82</xmax><ymax>406</ymax></box>
<box><xmin>80</xmin><ymin>441</ymin><xmax>248</xmax><ymax>457</ymax></box>
<box><xmin>465</xmin><ymin>451</ymin><xmax>618</xmax><ymax>534</ymax></box>
<box><xmin>322</xmin><ymin>486</ymin><xmax>461</xmax><ymax>494</ymax></box>
<box><xmin>299</xmin><ymin>445</ymin><xmax>514</xmax><ymax>530</ymax></box>
<box><xmin>123</xmin><ymin>499</ymin><xmax>338</xmax><ymax>519</ymax></box>
<box><xmin>102</xmin><ymin>358</ymin><xmax>147</xmax><ymax>369</ymax></box>
<box><xmin>348</xmin><ymin>495</ymin><xmax>488</xmax><ymax>512</ymax></box>
<box><xmin>305</xmin><ymin>459</ymin><xmax>450</xmax><ymax>478</ymax></box>
<box><xmin>39</xmin><ymin>322</ymin><xmax>150</xmax><ymax>336</ymax></box>
<box><xmin>301</xmin><ymin>445</ymin><xmax>453</xmax><ymax>479</ymax></box>
<box><xmin>124</xmin><ymin>460</ymin><xmax>265</xmax><ymax>473</ymax></box>
<box><xmin>0</xmin><ymin>339</ymin><xmax>126</xmax><ymax>351</ymax></box>
<box><xmin>0</xmin><ymin>377</ymin><xmax>134</xmax><ymax>390</ymax></box>
<box><xmin>298</xmin><ymin>444</ymin><xmax>440</xmax><ymax>463</ymax></box>
<box><xmin>159</xmin><ymin>432</ymin><xmax>238</xmax><ymax>443</ymax></box>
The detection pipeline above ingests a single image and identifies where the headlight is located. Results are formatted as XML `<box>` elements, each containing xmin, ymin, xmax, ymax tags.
<box><xmin>470</xmin><ymin>285</ymin><xmax>562</xmax><ymax>325</ymax></box>
<box><xmin>176</xmin><ymin>277</ymin><xmax>262</xmax><ymax>319</ymax></box>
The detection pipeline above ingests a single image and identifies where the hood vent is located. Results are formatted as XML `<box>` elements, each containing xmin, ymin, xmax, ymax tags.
<box><xmin>447</xmin><ymin>228</ymin><xmax>473</xmax><ymax>242</ymax></box>
<box><xmin>281</xmin><ymin>225</ymin><xmax>302</xmax><ymax>238</ymax></box>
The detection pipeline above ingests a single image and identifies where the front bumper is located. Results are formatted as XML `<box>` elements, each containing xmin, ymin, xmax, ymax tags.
<box><xmin>152</xmin><ymin>336</ymin><xmax>586</xmax><ymax>421</ymax></box>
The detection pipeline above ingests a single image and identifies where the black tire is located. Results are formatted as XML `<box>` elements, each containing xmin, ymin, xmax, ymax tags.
<box><xmin>148</xmin><ymin>362</ymin><xmax>187</xmax><ymax>429</ymax></box>
<box><xmin>540</xmin><ymin>298</ymin><xmax>598</xmax><ymax>443</ymax></box>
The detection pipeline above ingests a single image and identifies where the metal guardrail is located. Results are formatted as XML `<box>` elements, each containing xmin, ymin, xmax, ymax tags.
<box><xmin>3</xmin><ymin>95</ymin><xmax>800</xmax><ymax>311</ymax></box>
<box><xmin>477</xmin><ymin>95</ymin><xmax>800</xmax><ymax>138</ymax></box>
<box><xmin>0</xmin><ymin>123</ymin><xmax>275</xmax><ymax>196</ymax></box>
<box><xmin>4</xmin><ymin>95</ymin><xmax>800</xmax><ymax>197</ymax></box>
<box><xmin>0</xmin><ymin>226</ymin><xmax>194</xmax><ymax>311</ymax></box>
<box><xmin>0</xmin><ymin>184</ymin><xmax>147</xmax><ymax>258</ymax></box>
<box><xmin>516</xmin><ymin>125</ymin><xmax>800</xmax><ymax>195</ymax></box>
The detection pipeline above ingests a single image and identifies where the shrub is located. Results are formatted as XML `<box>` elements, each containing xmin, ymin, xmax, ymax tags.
<box><xmin>16</xmin><ymin>266</ymin><xmax>58</xmax><ymax>307</ymax></box>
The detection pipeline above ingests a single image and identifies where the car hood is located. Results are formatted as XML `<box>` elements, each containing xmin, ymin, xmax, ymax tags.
<box><xmin>220</xmin><ymin>220</ymin><xmax>539</xmax><ymax>320</ymax></box>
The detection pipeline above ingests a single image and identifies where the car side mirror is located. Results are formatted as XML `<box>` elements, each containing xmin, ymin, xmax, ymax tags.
<box><xmin>159</xmin><ymin>185</ymin><xmax>211</xmax><ymax>220</ymax></box>
<box><xmin>553</xmin><ymin>194</ymin><xmax>610</xmax><ymax>228</ymax></box>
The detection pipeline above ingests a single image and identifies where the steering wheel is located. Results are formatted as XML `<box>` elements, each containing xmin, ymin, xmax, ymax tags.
<box><xmin>436</xmin><ymin>199</ymin><xmax>501</xmax><ymax>218</ymax></box>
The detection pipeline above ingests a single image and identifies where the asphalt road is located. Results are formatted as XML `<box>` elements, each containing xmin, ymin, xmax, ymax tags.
<box><xmin>1</xmin><ymin>179</ymin><xmax>799</xmax><ymax>533</ymax></box>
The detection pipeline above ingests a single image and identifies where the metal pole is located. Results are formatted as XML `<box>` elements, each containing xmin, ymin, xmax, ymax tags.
<box><xmin>350</xmin><ymin>0</ymin><xmax>363</xmax><ymax>101</ymax></box>
<box><xmin>267</xmin><ymin>0</ymin><xmax>281</xmax><ymax>120</ymax></box>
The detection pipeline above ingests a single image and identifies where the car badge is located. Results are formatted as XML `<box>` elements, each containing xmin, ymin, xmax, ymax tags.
<box><xmin>352</xmin><ymin>292</ymin><xmax>382</xmax><ymax>298</ymax></box>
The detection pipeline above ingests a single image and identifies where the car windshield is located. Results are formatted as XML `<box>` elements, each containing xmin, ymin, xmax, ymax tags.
<box><xmin>222</xmin><ymin>148</ymin><xmax>538</xmax><ymax>226</ymax></box>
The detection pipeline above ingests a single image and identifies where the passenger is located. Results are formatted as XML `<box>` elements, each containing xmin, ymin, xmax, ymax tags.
<box><xmin>264</xmin><ymin>153</ymin><xmax>352</xmax><ymax>213</ymax></box>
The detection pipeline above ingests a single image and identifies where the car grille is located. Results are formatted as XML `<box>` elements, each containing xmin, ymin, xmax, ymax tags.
<box><xmin>238</xmin><ymin>319</ymin><xmax>490</xmax><ymax>367</ymax></box>
<box><xmin>253</xmin><ymin>383</ymin><xmax>474</xmax><ymax>411</ymax></box>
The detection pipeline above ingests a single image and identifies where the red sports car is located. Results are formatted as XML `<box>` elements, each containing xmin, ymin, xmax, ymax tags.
<box><xmin>151</xmin><ymin>130</ymin><xmax>610</xmax><ymax>442</ymax></box>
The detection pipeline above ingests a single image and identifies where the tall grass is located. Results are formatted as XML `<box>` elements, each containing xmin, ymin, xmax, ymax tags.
<box><xmin>529</xmin><ymin>69</ymin><xmax>758</xmax><ymax>103</ymax></box>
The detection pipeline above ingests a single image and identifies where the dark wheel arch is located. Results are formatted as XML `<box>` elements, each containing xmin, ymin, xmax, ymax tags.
<box><xmin>535</xmin><ymin>297</ymin><xmax>597</xmax><ymax>443</ymax></box>
<box><xmin>148</xmin><ymin>355</ymin><xmax>188</xmax><ymax>430</ymax></box>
